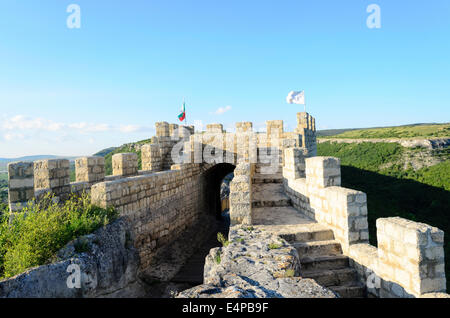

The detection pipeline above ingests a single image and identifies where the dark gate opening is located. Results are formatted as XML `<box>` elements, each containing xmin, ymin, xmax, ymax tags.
<box><xmin>204</xmin><ymin>163</ymin><xmax>236</xmax><ymax>222</ymax></box>
<box><xmin>170</xmin><ymin>163</ymin><xmax>235</xmax><ymax>288</ymax></box>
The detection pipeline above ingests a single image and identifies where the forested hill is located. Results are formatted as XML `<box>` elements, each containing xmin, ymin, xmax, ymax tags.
<box><xmin>93</xmin><ymin>138</ymin><xmax>153</xmax><ymax>176</ymax></box>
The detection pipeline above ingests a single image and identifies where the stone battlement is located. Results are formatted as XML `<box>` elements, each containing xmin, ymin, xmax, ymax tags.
<box><xmin>6</xmin><ymin>112</ymin><xmax>316</xmax><ymax>211</ymax></box>
<box><xmin>280</xmin><ymin>152</ymin><xmax>448</xmax><ymax>298</ymax></box>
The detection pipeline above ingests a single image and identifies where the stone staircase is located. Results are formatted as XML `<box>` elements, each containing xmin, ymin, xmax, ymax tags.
<box><xmin>252</xmin><ymin>164</ymin><xmax>366</xmax><ymax>298</ymax></box>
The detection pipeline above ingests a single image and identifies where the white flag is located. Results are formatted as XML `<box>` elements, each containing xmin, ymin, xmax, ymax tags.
<box><xmin>286</xmin><ymin>90</ymin><xmax>305</xmax><ymax>105</ymax></box>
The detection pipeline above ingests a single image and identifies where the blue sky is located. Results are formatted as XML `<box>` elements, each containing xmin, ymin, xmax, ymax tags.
<box><xmin>0</xmin><ymin>0</ymin><xmax>449</xmax><ymax>157</ymax></box>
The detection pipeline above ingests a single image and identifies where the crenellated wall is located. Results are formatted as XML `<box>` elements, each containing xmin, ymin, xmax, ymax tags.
<box><xmin>282</xmin><ymin>150</ymin><xmax>448</xmax><ymax>298</ymax></box>
<box><xmin>90</xmin><ymin>163</ymin><xmax>213</xmax><ymax>269</ymax></box>
<box><xmin>181</xmin><ymin>112</ymin><xmax>316</xmax><ymax>167</ymax></box>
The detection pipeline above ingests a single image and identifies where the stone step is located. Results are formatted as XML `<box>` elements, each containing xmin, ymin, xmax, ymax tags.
<box><xmin>293</xmin><ymin>240</ymin><xmax>342</xmax><ymax>257</ymax></box>
<box><xmin>280</xmin><ymin>228</ymin><xmax>335</xmax><ymax>243</ymax></box>
<box><xmin>254</xmin><ymin>166</ymin><xmax>282</xmax><ymax>174</ymax></box>
<box><xmin>252</xmin><ymin>183</ymin><xmax>291</xmax><ymax>207</ymax></box>
<box><xmin>252</xmin><ymin>199</ymin><xmax>291</xmax><ymax>208</ymax></box>
<box><xmin>301</xmin><ymin>268</ymin><xmax>357</xmax><ymax>288</ymax></box>
<box><xmin>329</xmin><ymin>284</ymin><xmax>366</xmax><ymax>298</ymax></box>
<box><xmin>300</xmin><ymin>254</ymin><xmax>349</xmax><ymax>271</ymax></box>
<box><xmin>252</xmin><ymin>206</ymin><xmax>320</xmax><ymax>228</ymax></box>
<box><xmin>252</xmin><ymin>174</ymin><xmax>283</xmax><ymax>184</ymax></box>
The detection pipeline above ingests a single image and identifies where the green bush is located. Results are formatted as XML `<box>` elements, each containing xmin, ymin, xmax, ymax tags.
<box><xmin>317</xmin><ymin>142</ymin><xmax>404</xmax><ymax>173</ymax></box>
<box><xmin>0</xmin><ymin>192</ymin><xmax>117</xmax><ymax>279</ymax></box>
<box><xmin>268</xmin><ymin>243</ymin><xmax>282</xmax><ymax>250</ymax></box>
<box><xmin>217</xmin><ymin>232</ymin><xmax>230</xmax><ymax>247</ymax></box>
<box><xmin>412</xmin><ymin>161</ymin><xmax>450</xmax><ymax>191</ymax></box>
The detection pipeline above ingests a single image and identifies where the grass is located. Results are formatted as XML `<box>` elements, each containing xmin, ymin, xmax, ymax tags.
<box><xmin>214</xmin><ymin>251</ymin><xmax>222</xmax><ymax>264</ymax></box>
<box><xmin>317</xmin><ymin>142</ymin><xmax>450</xmax><ymax>290</ymax></box>
<box><xmin>0</xmin><ymin>192</ymin><xmax>117</xmax><ymax>279</ymax></box>
<box><xmin>284</xmin><ymin>269</ymin><xmax>295</xmax><ymax>278</ymax></box>
<box><xmin>319</xmin><ymin>123</ymin><xmax>450</xmax><ymax>139</ymax></box>
<box><xmin>268</xmin><ymin>243</ymin><xmax>282</xmax><ymax>250</ymax></box>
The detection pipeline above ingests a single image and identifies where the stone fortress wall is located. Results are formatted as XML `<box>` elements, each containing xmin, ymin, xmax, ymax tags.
<box><xmin>6</xmin><ymin>113</ymin><xmax>316</xmax><ymax>272</ymax></box>
<box><xmin>4</xmin><ymin>111</ymin><xmax>448</xmax><ymax>298</ymax></box>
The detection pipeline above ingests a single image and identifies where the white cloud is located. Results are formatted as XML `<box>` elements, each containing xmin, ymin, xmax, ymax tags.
<box><xmin>0</xmin><ymin>115</ymin><xmax>153</xmax><ymax>143</ymax></box>
<box><xmin>119</xmin><ymin>124</ymin><xmax>141</xmax><ymax>133</ymax></box>
<box><xmin>67</xmin><ymin>122</ymin><xmax>110</xmax><ymax>132</ymax></box>
<box><xmin>2</xmin><ymin>115</ymin><xmax>56</xmax><ymax>131</ymax></box>
<box><xmin>214</xmin><ymin>105</ymin><xmax>232</xmax><ymax>115</ymax></box>
<box><xmin>3</xmin><ymin>132</ymin><xmax>25</xmax><ymax>141</ymax></box>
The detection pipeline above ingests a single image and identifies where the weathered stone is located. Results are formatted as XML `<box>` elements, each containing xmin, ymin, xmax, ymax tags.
<box><xmin>177</xmin><ymin>226</ymin><xmax>336</xmax><ymax>298</ymax></box>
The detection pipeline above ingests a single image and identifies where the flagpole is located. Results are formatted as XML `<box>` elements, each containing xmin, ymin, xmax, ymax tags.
<box><xmin>304</xmin><ymin>91</ymin><xmax>306</xmax><ymax>113</ymax></box>
<box><xmin>184</xmin><ymin>97</ymin><xmax>187</xmax><ymax>126</ymax></box>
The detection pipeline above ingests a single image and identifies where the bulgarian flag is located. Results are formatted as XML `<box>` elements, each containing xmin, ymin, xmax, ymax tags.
<box><xmin>178</xmin><ymin>101</ymin><xmax>186</xmax><ymax>122</ymax></box>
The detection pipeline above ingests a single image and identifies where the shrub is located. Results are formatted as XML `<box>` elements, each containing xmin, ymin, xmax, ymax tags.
<box><xmin>0</xmin><ymin>192</ymin><xmax>117</xmax><ymax>279</ymax></box>
<box><xmin>268</xmin><ymin>243</ymin><xmax>282</xmax><ymax>250</ymax></box>
<box><xmin>217</xmin><ymin>232</ymin><xmax>230</xmax><ymax>247</ymax></box>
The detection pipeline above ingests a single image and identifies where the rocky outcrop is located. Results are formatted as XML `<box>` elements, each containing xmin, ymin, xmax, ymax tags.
<box><xmin>0</xmin><ymin>219</ymin><xmax>145</xmax><ymax>298</ymax></box>
<box><xmin>318</xmin><ymin>138</ymin><xmax>450</xmax><ymax>150</ymax></box>
<box><xmin>176</xmin><ymin>226</ymin><xmax>337</xmax><ymax>298</ymax></box>
<box><xmin>399</xmin><ymin>138</ymin><xmax>450</xmax><ymax>149</ymax></box>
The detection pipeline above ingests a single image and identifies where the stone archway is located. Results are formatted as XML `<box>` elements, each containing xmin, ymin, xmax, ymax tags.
<box><xmin>168</xmin><ymin>163</ymin><xmax>236</xmax><ymax>287</ymax></box>
<box><xmin>202</xmin><ymin>163</ymin><xmax>236</xmax><ymax>219</ymax></box>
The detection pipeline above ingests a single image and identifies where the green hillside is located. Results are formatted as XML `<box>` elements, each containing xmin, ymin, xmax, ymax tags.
<box><xmin>93</xmin><ymin>147</ymin><xmax>117</xmax><ymax>158</ymax></box>
<box><xmin>316</xmin><ymin>128</ymin><xmax>359</xmax><ymax>137</ymax></box>
<box><xmin>318</xmin><ymin>141</ymin><xmax>450</xmax><ymax>290</ymax></box>
<box><xmin>318</xmin><ymin>123</ymin><xmax>450</xmax><ymax>139</ymax></box>
<box><xmin>101</xmin><ymin>138</ymin><xmax>153</xmax><ymax>175</ymax></box>
<box><xmin>0</xmin><ymin>174</ymin><xmax>7</xmax><ymax>206</ymax></box>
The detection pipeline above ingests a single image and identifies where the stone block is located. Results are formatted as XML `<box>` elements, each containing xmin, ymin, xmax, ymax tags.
<box><xmin>235</xmin><ymin>122</ymin><xmax>252</xmax><ymax>133</ymax></box>
<box><xmin>7</xmin><ymin>162</ymin><xmax>35</xmax><ymax>211</ymax></box>
<box><xmin>155</xmin><ymin>121</ymin><xmax>170</xmax><ymax>137</ymax></box>
<box><xmin>305</xmin><ymin>156</ymin><xmax>341</xmax><ymax>188</ymax></box>
<box><xmin>206</xmin><ymin>123</ymin><xmax>224</xmax><ymax>133</ymax></box>
<box><xmin>33</xmin><ymin>159</ymin><xmax>70</xmax><ymax>200</ymax></box>
<box><xmin>75</xmin><ymin>156</ymin><xmax>105</xmax><ymax>183</ymax></box>
<box><xmin>112</xmin><ymin>153</ymin><xmax>138</xmax><ymax>177</ymax></box>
